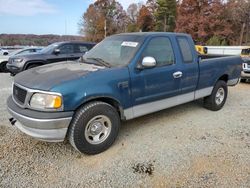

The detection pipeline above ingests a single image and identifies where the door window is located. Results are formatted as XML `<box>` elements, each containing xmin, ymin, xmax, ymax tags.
<box><xmin>59</xmin><ymin>44</ymin><xmax>74</xmax><ymax>54</ymax></box>
<box><xmin>142</xmin><ymin>37</ymin><xmax>175</xmax><ymax>66</ymax></box>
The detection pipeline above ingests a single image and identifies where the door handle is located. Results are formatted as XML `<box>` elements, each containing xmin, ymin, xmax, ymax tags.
<box><xmin>173</xmin><ymin>71</ymin><xmax>183</xmax><ymax>78</ymax></box>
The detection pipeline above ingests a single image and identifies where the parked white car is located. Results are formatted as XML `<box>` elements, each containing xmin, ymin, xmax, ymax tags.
<box><xmin>0</xmin><ymin>48</ymin><xmax>8</xmax><ymax>56</ymax></box>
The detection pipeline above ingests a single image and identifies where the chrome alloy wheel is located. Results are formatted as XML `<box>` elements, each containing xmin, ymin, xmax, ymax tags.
<box><xmin>85</xmin><ymin>115</ymin><xmax>112</xmax><ymax>145</ymax></box>
<box><xmin>215</xmin><ymin>87</ymin><xmax>225</xmax><ymax>105</ymax></box>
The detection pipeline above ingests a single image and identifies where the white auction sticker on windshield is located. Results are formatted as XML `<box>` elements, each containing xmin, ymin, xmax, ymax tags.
<box><xmin>121</xmin><ymin>41</ymin><xmax>138</xmax><ymax>47</ymax></box>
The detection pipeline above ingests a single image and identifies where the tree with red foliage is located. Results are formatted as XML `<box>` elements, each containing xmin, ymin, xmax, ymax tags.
<box><xmin>226</xmin><ymin>0</ymin><xmax>250</xmax><ymax>45</ymax></box>
<box><xmin>79</xmin><ymin>0</ymin><xmax>127</xmax><ymax>42</ymax></box>
<box><xmin>137</xmin><ymin>5</ymin><xmax>154</xmax><ymax>32</ymax></box>
<box><xmin>175</xmin><ymin>0</ymin><xmax>233</xmax><ymax>44</ymax></box>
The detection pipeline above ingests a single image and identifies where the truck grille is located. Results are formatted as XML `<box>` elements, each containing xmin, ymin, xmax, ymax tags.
<box><xmin>13</xmin><ymin>84</ymin><xmax>27</xmax><ymax>105</ymax></box>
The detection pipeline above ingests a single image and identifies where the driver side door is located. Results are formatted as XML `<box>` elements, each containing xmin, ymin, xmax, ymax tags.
<box><xmin>47</xmin><ymin>44</ymin><xmax>74</xmax><ymax>64</ymax></box>
<box><xmin>130</xmin><ymin>36</ymin><xmax>182</xmax><ymax>117</ymax></box>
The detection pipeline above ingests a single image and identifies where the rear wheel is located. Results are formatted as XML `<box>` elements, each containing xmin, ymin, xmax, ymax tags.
<box><xmin>203</xmin><ymin>80</ymin><xmax>228</xmax><ymax>111</ymax></box>
<box><xmin>68</xmin><ymin>101</ymin><xmax>120</xmax><ymax>155</ymax></box>
<box><xmin>0</xmin><ymin>62</ymin><xmax>8</xmax><ymax>73</ymax></box>
<box><xmin>241</xmin><ymin>78</ymin><xmax>247</xmax><ymax>83</ymax></box>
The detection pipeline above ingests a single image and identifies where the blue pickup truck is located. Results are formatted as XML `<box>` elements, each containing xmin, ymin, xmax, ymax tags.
<box><xmin>7</xmin><ymin>32</ymin><xmax>242</xmax><ymax>154</ymax></box>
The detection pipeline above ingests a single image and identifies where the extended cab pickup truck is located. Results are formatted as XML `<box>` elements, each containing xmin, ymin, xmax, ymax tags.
<box><xmin>7</xmin><ymin>32</ymin><xmax>242</xmax><ymax>154</ymax></box>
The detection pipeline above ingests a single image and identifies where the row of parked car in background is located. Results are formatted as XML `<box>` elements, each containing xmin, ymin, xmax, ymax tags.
<box><xmin>0</xmin><ymin>41</ymin><xmax>249</xmax><ymax>82</ymax></box>
<box><xmin>0</xmin><ymin>41</ymin><xmax>96</xmax><ymax>75</ymax></box>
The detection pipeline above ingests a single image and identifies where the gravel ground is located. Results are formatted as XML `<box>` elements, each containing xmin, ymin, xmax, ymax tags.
<box><xmin>0</xmin><ymin>73</ymin><xmax>249</xmax><ymax>187</ymax></box>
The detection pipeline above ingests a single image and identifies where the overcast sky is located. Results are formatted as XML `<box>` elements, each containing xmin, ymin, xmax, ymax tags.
<box><xmin>0</xmin><ymin>0</ymin><xmax>146</xmax><ymax>35</ymax></box>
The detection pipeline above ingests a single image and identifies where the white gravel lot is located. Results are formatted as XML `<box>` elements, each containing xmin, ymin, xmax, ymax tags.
<box><xmin>0</xmin><ymin>73</ymin><xmax>249</xmax><ymax>187</ymax></box>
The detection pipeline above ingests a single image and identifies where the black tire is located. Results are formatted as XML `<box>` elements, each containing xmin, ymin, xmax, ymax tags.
<box><xmin>241</xmin><ymin>79</ymin><xmax>247</xmax><ymax>83</ymax></box>
<box><xmin>68</xmin><ymin>101</ymin><xmax>120</xmax><ymax>155</ymax></box>
<box><xmin>0</xmin><ymin>63</ymin><xmax>4</xmax><ymax>72</ymax></box>
<box><xmin>0</xmin><ymin>62</ymin><xmax>7</xmax><ymax>73</ymax></box>
<box><xmin>203</xmin><ymin>80</ymin><xmax>228</xmax><ymax>111</ymax></box>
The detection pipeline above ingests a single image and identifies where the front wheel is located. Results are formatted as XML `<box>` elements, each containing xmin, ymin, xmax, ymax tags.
<box><xmin>0</xmin><ymin>62</ymin><xmax>8</xmax><ymax>73</ymax></box>
<box><xmin>203</xmin><ymin>80</ymin><xmax>228</xmax><ymax>111</ymax></box>
<box><xmin>68</xmin><ymin>101</ymin><xmax>120</xmax><ymax>155</ymax></box>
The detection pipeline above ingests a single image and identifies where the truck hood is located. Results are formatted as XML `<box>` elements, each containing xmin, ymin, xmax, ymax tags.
<box><xmin>14</xmin><ymin>61</ymin><xmax>104</xmax><ymax>90</ymax></box>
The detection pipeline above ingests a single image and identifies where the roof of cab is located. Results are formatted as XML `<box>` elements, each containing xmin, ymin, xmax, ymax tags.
<box><xmin>115</xmin><ymin>32</ymin><xmax>190</xmax><ymax>38</ymax></box>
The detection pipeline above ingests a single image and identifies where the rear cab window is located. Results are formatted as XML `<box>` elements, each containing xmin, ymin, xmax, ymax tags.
<box><xmin>177</xmin><ymin>36</ymin><xmax>194</xmax><ymax>63</ymax></box>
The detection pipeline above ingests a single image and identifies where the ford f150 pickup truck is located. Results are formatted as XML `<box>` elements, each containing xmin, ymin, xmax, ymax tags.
<box><xmin>7</xmin><ymin>32</ymin><xmax>242</xmax><ymax>155</ymax></box>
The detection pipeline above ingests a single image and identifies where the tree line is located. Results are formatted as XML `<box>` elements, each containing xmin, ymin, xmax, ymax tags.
<box><xmin>0</xmin><ymin>34</ymin><xmax>84</xmax><ymax>46</ymax></box>
<box><xmin>80</xmin><ymin>0</ymin><xmax>250</xmax><ymax>45</ymax></box>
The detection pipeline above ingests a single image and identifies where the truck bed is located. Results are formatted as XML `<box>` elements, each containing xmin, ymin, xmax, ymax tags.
<box><xmin>199</xmin><ymin>54</ymin><xmax>235</xmax><ymax>60</ymax></box>
<box><xmin>197</xmin><ymin>55</ymin><xmax>242</xmax><ymax>90</ymax></box>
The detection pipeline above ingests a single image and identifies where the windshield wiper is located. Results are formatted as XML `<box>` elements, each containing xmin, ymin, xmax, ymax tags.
<box><xmin>86</xmin><ymin>57</ymin><xmax>111</xmax><ymax>68</ymax></box>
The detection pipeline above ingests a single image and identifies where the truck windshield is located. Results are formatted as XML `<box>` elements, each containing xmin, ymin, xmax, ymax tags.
<box><xmin>83</xmin><ymin>35</ymin><xmax>144</xmax><ymax>67</ymax></box>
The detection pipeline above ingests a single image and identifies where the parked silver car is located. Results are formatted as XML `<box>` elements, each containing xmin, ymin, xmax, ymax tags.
<box><xmin>0</xmin><ymin>47</ymin><xmax>42</xmax><ymax>72</ymax></box>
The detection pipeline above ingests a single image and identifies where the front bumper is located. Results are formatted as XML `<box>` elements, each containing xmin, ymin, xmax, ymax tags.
<box><xmin>6</xmin><ymin>64</ymin><xmax>22</xmax><ymax>75</ymax></box>
<box><xmin>7</xmin><ymin>96</ymin><xmax>73</xmax><ymax>142</ymax></box>
<box><xmin>241</xmin><ymin>71</ymin><xmax>250</xmax><ymax>79</ymax></box>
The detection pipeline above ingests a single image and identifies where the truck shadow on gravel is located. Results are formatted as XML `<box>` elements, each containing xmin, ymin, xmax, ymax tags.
<box><xmin>2</xmin><ymin>100</ymin><xmax>203</xmax><ymax>158</ymax></box>
<box><xmin>120</xmin><ymin>100</ymin><xmax>203</xmax><ymax>135</ymax></box>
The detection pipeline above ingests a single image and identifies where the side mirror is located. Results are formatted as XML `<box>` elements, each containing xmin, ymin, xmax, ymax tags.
<box><xmin>141</xmin><ymin>56</ymin><xmax>156</xmax><ymax>68</ymax></box>
<box><xmin>3</xmin><ymin>52</ymin><xmax>8</xmax><ymax>56</ymax></box>
<box><xmin>54</xmin><ymin>49</ymin><xmax>60</xmax><ymax>55</ymax></box>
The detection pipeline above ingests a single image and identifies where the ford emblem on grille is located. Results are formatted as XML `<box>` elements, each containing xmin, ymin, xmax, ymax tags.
<box><xmin>13</xmin><ymin>84</ymin><xmax>27</xmax><ymax>105</ymax></box>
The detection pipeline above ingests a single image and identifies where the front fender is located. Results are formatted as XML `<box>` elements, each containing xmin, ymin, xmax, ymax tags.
<box><xmin>51</xmin><ymin>66</ymin><xmax>132</xmax><ymax>112</ymax></box>
<box><xmin>23</xmin><ymin>60</ymin><xmax>45</xmax><ymax>70</ymax></box>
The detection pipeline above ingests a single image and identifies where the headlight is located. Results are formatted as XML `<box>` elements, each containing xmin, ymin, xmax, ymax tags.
<box><xmin>12</xmin><ymin>58</ymin><xmax>23</xmax><ymax>63</ymax></box>
<box><xmin>30</xmin><ymin>93</ymin><xmax>62</xmax><ymax>110</ymax></box>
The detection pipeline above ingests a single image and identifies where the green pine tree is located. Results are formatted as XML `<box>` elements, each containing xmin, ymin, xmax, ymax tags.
<box><xmin>155</xmin><ymin>0</ymin><xmax>177</xmax><ymax>32</ymax></box>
